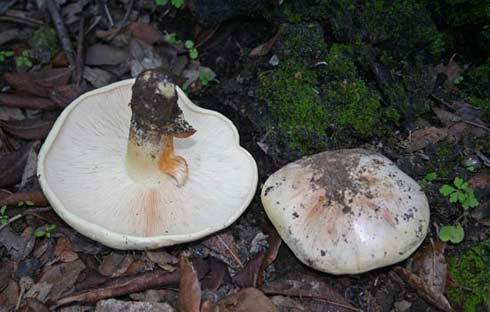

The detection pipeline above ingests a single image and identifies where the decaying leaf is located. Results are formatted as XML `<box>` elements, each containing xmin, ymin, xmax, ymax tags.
<box><xmin>85</xmin><ymin>44</ymin><xmax>129</xmax><ymax>66</ymax></box>
<box><xmin>406</xmin><ymin>127</ymin><xmax>448</xmax><ymax>152</ymax></box>
<box><xmin>0</xmin><ymin>142</ymin><xmax>38</xmax><ymax>188</ymax></box>
<box><xmin>249</xmin><ymin>31</ymin><xmax>279</xmax><ymax>56</ymax></box>
<box><xmin>218</xmin><ymin>288</ymin><xmax>278</xmax><ymax>312</ymax></box>
<box><xmin>38</xmin><ymin>259</ymin><xmax>86</xmax><ymax>300</ymax></box>
<box><xmin>0</xmin><ymin>226</ymin><xmax>35</xmax><ymax>261</ymax></box>
<box><xmin>178</xmin><ymin>253</ymin><xmax>201</xmax><ymax>312</ymax></box>
<box><xmin>435</xmin><ymin>54</ymin><xmax>461</xmax><ymax>89</ymax></box>
<box><xmin>202</xmin><ymin>232</ymin><xmax>242</xmax><ymax>269</ymax></box>
<box><xmin>1</xmin><ymin>118</ymin><xmax>55</xmax><ymax>140</ymax></box>
<box><xmin>232</xmin><ymin>252</ymin><xmax>264</xmax><ymax>288</ymax></box>
<box><xmin>3</xmin><ymin>68</ymin><xmax>72</xmax><ymax>97</ymax></box>
<box><xmin>128</xmin><ymin>22</ymin><xmax>163</xmax><ymax>46</ymax></box>
<box><xmin>145</xmin><ymin>250</ymin><xmax>178</xmax><ymax>272</ymax></box>
<box><xmin>395</xmin><ymin>241</ymin><xmax>452</xmax><ymax>312</ymax></box>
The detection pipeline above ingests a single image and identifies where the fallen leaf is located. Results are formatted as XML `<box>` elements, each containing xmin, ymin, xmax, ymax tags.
<box><xmin>48</xmin><ymin>84</ymin><xmax>81</xmax><ymax>108</ymax></box>
<box><xmin>395</xmin><ymin>241</ymin><xmax>452</xmax><ymax>312</ymax></box>
<box><xmin>145</xmin><ymin>250</ymin><xmax>178</xmax><ymax>272</ymax></box>
<box><xmin>469</xmin><ymin>170</ymin><xmax>490</xmax><ymax>189</ymax></box>
<box><xmin>433</xmin><ymin>107</ymin><xmax>461</xmax><ymax>126</ymax></box>
<box><xmin>451</xmin><ymin>100</ymin><xmax>484</xmax><ymax>121</ymax></box>
<box><xmin>0</xmin><ymin>191</ymin><xmax>48</xmax><ymax>207</ymax></box>
<box><xmin>95</xmin><ymin>298</ymin><xmax>174</xmax><ymax>312</ymax></box>
<box><xmin>0</xmin><ymin>226</ymin><xmax>34</xmax><ymax>261</ymax></box>
<box><xmin>250</xmin><ymin>31</ymin><xmax>279</xmax><ymax>56</ymax></box>
<box><xmin>435</xmin><ymin>54</ymin><xmax>461</xmax><ymax>89</ymax></box>
<box><xmin>1</xmin><ymin>118</ymin><xmax>54</xmax><ymax>140</ymax></box>
<box><xmin>178</xmin><ymin>253</ymin><xmax>201</xmax><ymax>312</ymax></box>
<box><xmin>218</xmin><ymin>288</ymin><xmax>278</xmax><ymax>312</ymax></box>
<box><xmin>271</xmin><ymin>296</ymin><xmax>306</xmax><ymax>311</ymax></box>
<box><xmin>232</xmin><ymin>252</ymin><xmax>265</xmax><ymax>288</ymax></box>
<box><xmin>0</xmin><ymin>279</ymin><xmax>19</xmax><ymax>309</ymax></box>
<box><xmin>99</xmin><ymin>253</ymin><xmax>126</xmax><ymax>277</ymax></box>
<box><xmin>83</xmin><ymin>67</ymin><xmax>112</xmax><ymax>88</ymax></box>
<box><xmin>38</xmin><ymin>259</ymin><xmax>86</xmax><ymax>300</ymax></box>
<box><xmin>262</xmin><ymin>276</ymin><xmax>357</xmax><ymax>312</ymax></box>
<box><xmin>54</xmin><ymin>237</ymin><xmax>79</xmax><ymax>263</ymax></box>
<box><xmin>25</xmin><ymin>283</ymin><xmax>52</xmax><ymax>303</ymax></box>
<box><xmin>0</xmin><ymin>106</ymin><xmax>24</xmax><ymax>121</ymax></box>
<box><xmin>128</xmin><ymin>22</ymin><xmax>163</xmax><ymax>45</ymax></box>
<box><xmin>202</xmin><ymin>232</ymin><xmax>242</xmax><ymax>269</ymax></box>
<box><xmin>0</xmin><ymin>93</ymin><xmax>58</xmax><ymax>110</ymax></box>
<box><xmin>128</xmin><ymin>39</ymin><xmax>163</xmax><ymax>77</ymax></box>
<box><xmin>0</xmin><ymin>261</ymin><xmax>14</xmax><ymax>291</ymax></box>
<box><xmin>3</xmin><ymin>68</ymin><xmax>72</xmax><ymax>98</ymax></box>
<box><xmin>0</xmin><ymin>142</ymin><xmax>37</xmax><ymax>188</ymax></box>
<box><xmin>406</xmin><ymin>127</ymin><xmax>448</xmax><ymax>152</ymax></box>
<box><xmin>258</xmin><ymin>225</ymin><xmax>282</xmax><ymax>285</ymax></box>
<box><xmin>201</xmin><ymin>259</ymin><xmax>228</xmax><ymax>291</ymax></box>
<box><xmin>18</xmin><ymin>298</ymin><xmax>50</xmax><ymax>312</ymax></box>
<box><xmin>86</xmin><ymin>44</ymin><xmax>129</xmax><ymax>66</ymax></box>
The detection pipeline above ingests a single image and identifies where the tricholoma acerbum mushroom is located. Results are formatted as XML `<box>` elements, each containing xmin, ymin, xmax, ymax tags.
<box><xmin>37</xmin><ymin>69</ymin><xmax>258</xmax><ymax>249</ymax></box>
<box><xmin>261</xmin><ymin>149</ymin><xmax>429</xmax><ymax>275</ymax></box>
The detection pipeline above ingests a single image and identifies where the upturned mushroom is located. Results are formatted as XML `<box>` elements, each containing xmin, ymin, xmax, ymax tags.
<box><xmin>261</xmin><ymin>149</ymin><xmax>429</xmax><ymax>275</ymax></box>
<box><xmin>37</xmin><ymin>69</ymin><xmax>258</xmax><ymax>249</ymax></box>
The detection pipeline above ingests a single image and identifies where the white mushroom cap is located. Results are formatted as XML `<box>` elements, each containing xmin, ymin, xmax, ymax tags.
<box><xmin>261</xmin><ymin>149</ymin><xmax>429</xmax><ymax>275</ymax></box>
<box><xmin>37</xmin><ymin>79</ymin><xmax>258</xmax><ymax>250</ymax></box>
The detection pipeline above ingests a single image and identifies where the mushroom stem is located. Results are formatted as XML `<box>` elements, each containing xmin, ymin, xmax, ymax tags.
<box><xmin>159</xmin><ymin>135</ymin><xmax>188</xmax><ymax>187</ymax></box>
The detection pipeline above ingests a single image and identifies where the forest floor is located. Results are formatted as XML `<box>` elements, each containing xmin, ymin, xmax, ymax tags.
<box><xmin>0</xmin><ymin>1</ymin><xmax>489</xmax><ymax>311</ymax></box>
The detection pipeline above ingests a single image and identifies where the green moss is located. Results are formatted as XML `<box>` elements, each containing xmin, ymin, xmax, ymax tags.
<box><xmin>448</xmin><ymin>239</ymin><xmax>490</xmax><ymax>312</ymax></box>
<box><xmin>259</xmin><ymin>42</ymin><xmax>398</xmax><ymax>154</ymax></box>
<box><xmin>29</xmin><ymin>26</ymin><xmax>59</xmax><ymax>63</ymax></box>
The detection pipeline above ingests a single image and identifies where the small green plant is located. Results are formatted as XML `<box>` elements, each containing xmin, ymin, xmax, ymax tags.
<box><xmin>155</xmin><ymin>0</ymin><xmax>183</xmax><ymax>8</ymax></box>
<box><xmin>185</xmin><ymin>40</ymin><xmax>198</xmax><ymax>59</ymax></box>
<box><xmin>17</xmin><ymin>200</ymin><xmax>35</xmax><ymax>207</ymax></box>
<box><xmin>438</xmin><ymin>225</ymin><xmax>465</xmax><ymax>244</ymax></box>
<box><xmin>440</xmin><ymin>177</ymin><xmax>479</xmax><ymax>210</ymax></box>
<box><xmin>16</xmin><ymin>50</ymin><xmax>32</xmax><ymax>70</ymax></box>
<box><xmin>0</xmin><ymin>50</ymin><xmax>14</xmax><ymax>62</ymax></box>
<box><xmin>438</xmin><ymin>177</ymin><xmax>479</xmax><ymax>243</ymax></box>
<box><xmin>198</xmin><ymin>70</ymin><xmax>216</xmax><ymax>86</ymax></box>
<box><xmin>420</xmin><ymin>171</ymin><xmax>438</xmax><ymax>187</ymax></box>
<box><xmin>166</xmin><ymin>32</ymin><xmax>182</xmax><ymax>45</ymax></box>
<box><xmin>35</xmin><ymin>224</ymin><xmax>56</xmax><ymax>238</ymax></box>
<box><xmin>0</xmin><ymin>206</ymin><xmax>8</xmax><ymax>225</ymax></box>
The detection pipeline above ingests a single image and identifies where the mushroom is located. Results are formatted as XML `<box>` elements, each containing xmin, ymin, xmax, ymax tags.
<box><xmin>37</xmin><ymin>69</ymin><xmax>258</xmax><ymax>249</ymax></box>
<box><xmin>261</xmin><ymin>149</ymin><xmax>429</xmax><ymax>275</ymax></box>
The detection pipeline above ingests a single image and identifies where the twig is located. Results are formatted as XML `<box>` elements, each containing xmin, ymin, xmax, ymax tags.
<box><xmin>0</xmin><ymin>214</ymin><xmax>23</xmax><ymax>232</ymax></box>
<box><xmin>99</xmin><ymin>0</ymin><xmax>114</xmax><ymax>28</ymax></box>
<box><xmin>217</xmin><ymin>233</ymin><xmax>244</xmax><ymax>268</ymax></box>
<box><xmin>461</xmin><ymin>119</ymin><xmax>490</xmax><ymax>132</ymax></box>
<box><xmin>53</xmin><ymin>269</ymin><xmax>180</xmax><ymax>308</ymax></box>
<box><xmin>0</xmin><ymin>15</ymin><xmax>42</xmax><ymax>27</ymax></box>
<box><xmin>46</xmin><ymin>0</ymin><xmax>75</xmax><ymax>68</ymax></box>
<box><xmin>74</xmin><ymin>13</ymin><xmax>85</xmax><ymax>85</ymax></box>
<box><xmin>107</xmin><ymin>0</ymin><xmax>134</xmax><ymax>41</ymax></box>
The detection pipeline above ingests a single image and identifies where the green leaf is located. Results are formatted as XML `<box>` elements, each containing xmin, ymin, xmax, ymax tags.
<box><xmin>4</xmin><ymin>51</ymin><xmax>14</xmax><ymax>57</ymax></box>
<box><xmin>0</xmin><ymin>206</ymin><xmax>6</xmax><ymax>215</ymax></box>
<box><xmin>35</xmin><ymin>230</ymin><xmax>46</xmax><ymax>237</ymax></box>
<box><xmin>171</xmin><ymin>0</ymin><xmax>183</xmax><ymax>8</ymax></box>
<box><xmin>466</xmin><ymin>196</ymin><xmax>479</xmax><ymax>208</ymax></box>
<box><xmin>438</xmin><ymin>225</ymin><xmax>465</xmax><ymax>244</ymax></box>
<box><xmin>155</xmin><ymin>0</ymin><xmax>169</xmax><ymax>5</ymax></box>
<box><xmin>457</xmin><ymin>192</ymin><xmax>466</xmax><ymax>203</ymax></box>
<box><xmin>189</xmin><ymin>49</ymin><xmax>198</xmax><ymax>59</ymax></box>
<box><xmin>425</xmin><ymin>172</ymin><xmax>438</xmax><ymax>181</ymax></box>
<box><xmin>449</xmin><ymin>192</ymin><xmax>460</xmax><ymax>203</ymax></box>
<box><xmin>440</xmin><ymin>184</ymin><xmax>455</xmax><ymax>196</ymax></box>
<box><xmin>17</xmin><ymin>201</ymin><xmax>24</xmax><ymax>207</ymax></box>
<box><xmin>47</xmin><ymin>224</ymin><xmax>57</xmax><ymax>231</ymax></box>
<box><xmin>1</xmin><ymin>218</ymin><xmax>7</xmax><ymax>225</ymax></box>
<box><xmin>185</xmin><ymin>40</ymin><xmax>194</xmax><ymax>49</ymax></box>
<box><xmin>25</xmin><ymin>200</ymin><xmax>34</xmax><ymax>206</ymax></box>
<box><xmin>454</xmin><ymin>177</ymin><xmax>464</xmax><ymax>188</ymax></box>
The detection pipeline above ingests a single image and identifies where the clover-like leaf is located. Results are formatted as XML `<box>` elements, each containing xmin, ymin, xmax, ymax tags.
<box><xmin>453</xmin><ymin>177</ymin><xmax>464</xmax><ymax>188</ymax></box>
<box><xmin>440</xmin><ymin>184</ymin><xmax>455</xmax><ymax>196</ymax></box>
<box><xmin>438</xmin><ymin>225</ymin><xmax>464</xmax><ymax>244</ymax></box>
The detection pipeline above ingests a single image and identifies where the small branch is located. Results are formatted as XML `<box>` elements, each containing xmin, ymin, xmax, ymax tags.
<box><xmin>46</xmin><ymin>0</ymin><xmax>75</xmax><ymax>68</ymax></box>
<box><xmin>107</xmin><ymin>0</ymin><xmax>135</xmax><ymax>41</ymax></box>
<box><xmin>0</xmin><ymin>214</ymin><xmax>23</xmax><ymax>232</ymax></box>
<box><xmin>99</xmin><ymin>0</ymin><xmax>114</xmax><ymax>28</ymax></box>
<box><xmin>461</xmin><ymin>119</ymin><xmax>490</xmax><ymax>132</ymax></box>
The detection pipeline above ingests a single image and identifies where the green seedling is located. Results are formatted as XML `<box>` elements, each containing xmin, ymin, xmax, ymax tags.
<box><xmin>16</xmin><ymin>50</ymin><xmax>32</xmax><ymax>70</ymax></box>
<box><xmin>420</xmin><ymin>171</ymin><xmax>438</xmax><ymax>187</ymax></box>
<box><xmin>440</xmin><ymin>177</ymin><xmax>479</xmax><ymax>211</ymax></box>
<box><xmin>155</xmin><ymin>0</ymin><xmax>183</xmax><ymax>8</ymax></box>
<box><xmin>185</xmin><ymin>40</ymin><xmax>199</xmax><ymax>59</ymax></box>
<box><xmin>0</xmin><ymin>206</ymin><xmax>8</xmax><ymax>225</ymax></box>
<box><xmin>35</xmin><ymin>224</ymin><xmax>56</xmax><ymax>238</ymax></box>
<box><xmin>198</xmin><ymin>70</ymin><xmax>217</xmax><ymax>86</ymax></box>
<box><xmin>0</xmin><ymin>50</ymin><xmax>14</xmax><ymax>62</ymax></box>
<box><xmin>166</xmin><ymin>32</ymin><xmax>182</xmax><ymax>45</ymax></box>
<box><xmin>17</xmin><ymin>200</ymin><xmax>35</xmax><ymax>207</ymax></box>
<box><xmin>438</xmin><ymin>225</ymin><xmax>465</xmax><ymax>244</ymax></box>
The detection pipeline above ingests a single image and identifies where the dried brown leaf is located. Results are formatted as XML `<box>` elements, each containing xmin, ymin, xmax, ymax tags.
<box><xmin>0</xmin><ymin>227</ymin><xmax>34</xmax><ymax>261</ymax></box>
<box><xmin>178</xmin><ymin>253</ymin><xmax>201</xmax><ymax>312</ymax></box>
<box><xmin>86</xmin><ymin>44</ymin><xmax>129</xmax><ymax>66</ymax></box>
<box><xmin>218</xmin><ymin>288</ymin><xmax>278</xmax><ymax>312</ymax></box>
<box><xmin>39</xmin><ymin>259</ymin><xmax>86</xmax><ymax>300</ymax></box>
<box><xmin>0</xmin><ymin>142</ymin><xmax>36</xmax><ymax>188</ymax></box>
<box><xmin>232</xmin><ymin>252</ymin><xmax>265</xmax><ymax>288</ymax></box>
<box><xmin>48</xmin><ymin>84</ymin><xmax>81</xmax><ymax>108</ymax></box>
<box><xmin>435</xmin><ymin>54</ymin><xmax>461</xmax><ymax>89</ymax></box>
<box><xmin>250</xmin><ymin>31</ymin><xmax>279</xmax><ymax>56</ymax></box>
<box><xmin>2</xmin><ymin>118</ymin><xmax>54</xmax><ymax>140</ymax></box>
<box><xmin>0</xmin><ymin>93</ymin><xmax>58</xmax><ymax>110</ymax></box>
<box><xmin>201</xmin><ymin>259</ymin><xmax>227</xmax><ymax>291</ymax></box>
<box><xmin>406</xmin><ymin>127</ymin><xmax>448</xmax><ymax>152</ymax></box>
<box><xmin>3</xmin><ymin>68</ymin><xmax>72</xmax><ymax>97</ymax></box>
<box><xmin>202</xmin><ymin>232</ymin><xmax>242</xmax><ymax>268</ymax></box>
<box><xmin>128</xmin><ymin>21</ymin><xmax>163</xmax><ymax>45</ymax></box>
<box><xmin>433</xmin><ymin>107</ymin><xmax>461</xmax><ymax>127</ymax></box>
<box><xmin>145</xmin><ymin>250</ymin><xmax>178</xmax><ymax>272</ymax></box>
<box><xmin>469</xmin><ymin>170</ymin><xmax>490</xmax><ymax>189</ymax></box>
